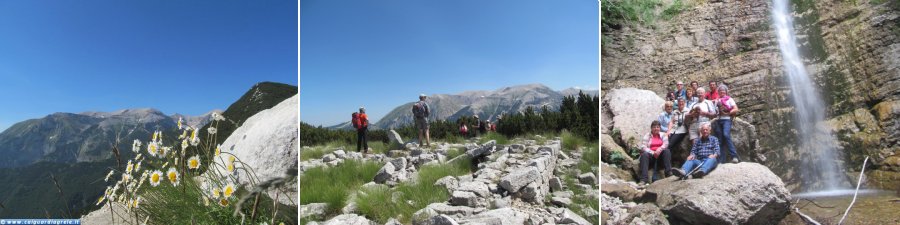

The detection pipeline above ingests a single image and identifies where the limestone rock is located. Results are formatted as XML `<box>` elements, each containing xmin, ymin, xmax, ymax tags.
<box><xmin>603</xmin><ymin>88</ymin><xmax>665</xmax><ymax>145</ymax></box>
<box><xmin>300</xmin><ymin>203</ymin><xmax>328</xmax><ymax>219</ymax></box>
<box><xmin>457</xmin><ymin>207</ymin><xmax>529</xmax><ymax>225</ymax></box>
<box><xmin>577</xmin><ymin>172</ymin><xmax>597</xmax><ymax>186</ymax></box>
<box><xmin>322</xmin><ymin>214</ymin><xmax>376</xmax><ymax>225</ymax></box>
<box><xmin>499</xmin><ymin>167</ymin><xmax>540</xmax><ymax>193</ymax></box>
<box><xmin>644</xmin><ymin>163</ymin><xmax>791</xmax><ymax>225</ymax></box>
<box><xmin>557</xmin><ymin>208</ymin><xmax>592</xmax><ymax>225</ymax></box>
<box><xmin>388</xmin><ymin>129</ymin><xmax>404</xmax><ymax>149</ymax></box>
<box><xmin>467</xmin><ymin>140</ymin><xmax>496</xmax><ymax>158</ymax></box>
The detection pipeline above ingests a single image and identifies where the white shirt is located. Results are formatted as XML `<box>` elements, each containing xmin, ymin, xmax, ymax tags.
<box><xmin>718</xmin><ymin>97</ymin><xmax>737</xmax><ymax>120</ymax></box>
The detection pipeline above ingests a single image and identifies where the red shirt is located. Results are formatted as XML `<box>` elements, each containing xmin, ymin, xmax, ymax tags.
<box><xmin>706</xmin><ymin>90</ymin><xmax>720</xmax><ymax>101</ymax></box>
<box><xmin>649</xmin><ymin>135</ymin><xmax>663</xmax><ymax>151</ymax></box>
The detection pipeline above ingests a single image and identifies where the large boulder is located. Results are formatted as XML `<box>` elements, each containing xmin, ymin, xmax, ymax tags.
<box><xmin>499</xmin><ymin>167</ymin><xmax>539</xmax><ymax>193</ymax></box>
<box><xmin>644</xmin><ymin>163</ymin><xmax>791</xmax><ymax>225</ymax></box>
<box><xmin>603</xmin><ymin>88</ymin><xmax>665</xmax><ymax>146</ymax></box>
<box><xmin>388</xmin><ymin>129</ymin><xmax>404</xmax><ymax>149</ymax></box>
<box><xmin>213</xmin><ymin>94</ymin><xmax>298</xmax><ymax>205</ymax></box>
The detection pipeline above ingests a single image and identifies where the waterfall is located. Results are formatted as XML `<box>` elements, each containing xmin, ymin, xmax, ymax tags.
<box><xmin>772</xmin><ymin>0</ymin><xmax>849</xmax><ymax>192</ymax></box>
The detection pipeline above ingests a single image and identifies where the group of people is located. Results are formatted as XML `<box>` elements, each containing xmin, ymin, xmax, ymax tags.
<box><xmin>458</xmin><ymin>115</ymin><xmax>497</xmax><ymax>137</ymax></box>
<box><xmin>638</xmin><ymin>80</ymin><xmax>741</xmax><ymax>184</ymax></box>
<box><xmin>353</xmin><ymin>94</ymin><xmax>434</xmax><ymax>153</ymax></box>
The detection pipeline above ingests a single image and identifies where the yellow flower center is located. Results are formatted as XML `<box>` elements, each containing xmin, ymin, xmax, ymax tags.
<box><xmin>168</xmin><ymin>172</ymin><xmax>177</xmax><ymax>182</ymax></box>
<box><xmin>189</xmin><ymin>159</ymin><xmax>199</xmax><ymax>168</ymax></box>
<box><xmin>219</xmin><ymin>198</ymin><xmax>229</xmax><ymax>206</ymax></box>
<box><xmin>151</xmin><ymin>174</ymin><xmax>160</xmax><ymax>183</ymax></box>
<box><xmin>224</xmin><ymin>186</ymin><xmax>234</xmax><ymax>197</ymax></box>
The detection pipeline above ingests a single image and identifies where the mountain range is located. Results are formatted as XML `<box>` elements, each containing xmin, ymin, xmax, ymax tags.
<box><xmin>327</xmin><ymin>84</ymin><xmax>598</xmax><ymax>130</ymax></box>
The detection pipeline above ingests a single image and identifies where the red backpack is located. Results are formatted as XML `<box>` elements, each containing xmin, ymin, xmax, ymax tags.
<box><xmin>352</xmin><ymin>112</ymin><xmax>360</xmax><ymax>129</ymax></box>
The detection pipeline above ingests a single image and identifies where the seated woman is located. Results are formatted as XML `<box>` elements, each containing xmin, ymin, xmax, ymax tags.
<box><xmin>639</xmin><ymin>120</ymin><xmax>673</xmax><ymax>184</ymax></box>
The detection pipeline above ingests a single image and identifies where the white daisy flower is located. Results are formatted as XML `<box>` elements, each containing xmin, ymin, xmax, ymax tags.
<box><xmin>223</xmin><ymin>183</ymin><xmax>236</xmax><ymax>198</ymax></box>
<box><xmin>188</xmin><ymin>155</ymin><xmax>201</xmax><ymax>169</ymax></box>
<box><xmin>166</xmin><ymin>167</ymin><xmax>180</xmax><ymax>186</ymax></box>
<box><xmin>132</xmin><ymin>139</ymin><xmax>142</xmax><ymax>153</ymax></box>
<box><xmin>149</xmin><ymin>170</ymin><xmax>163</xmax><ymax>187</ymax></box>
<box><xmin>208</xmin><ymin>127</ymin><xmax>217</xmax><ymax>135</ymax></box>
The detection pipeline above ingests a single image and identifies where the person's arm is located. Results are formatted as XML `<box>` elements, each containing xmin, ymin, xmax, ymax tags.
<box><xmin>640</xmin><ymin>133</ymin><xmax>651</xmax><ymax>153</ymax></box>
<box><xmin>729</xmin><ymin>100</ymin><xmax>740</xmax><ymax>116</ymax></box>
<box><xmin>688</xmin><ymin>138</ymin><xmax>698</xmax><ymax>160</ymax></box>
<box><xmin>710</xmin><ymin>137</ymin><xmax>720</xmax><ymax>159</ymax></box>
<box><xmin>659</xmin><ymin>132</ymin><xmax>669</xmax><ymax>153</ymax></box>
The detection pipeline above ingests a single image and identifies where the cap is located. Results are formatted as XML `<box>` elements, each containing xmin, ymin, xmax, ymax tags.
<box><xmin>420</xmin><ymin>94</ymin><xmax>427</xmax><ymax>97</ymax></box>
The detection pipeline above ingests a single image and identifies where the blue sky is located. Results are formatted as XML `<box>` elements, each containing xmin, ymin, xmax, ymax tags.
<box><xmin>301</xmin><ymin>0</ymin><xmax>599</xmax><ymax>126</ymax></box>
<box><xmin>0</xmin><ymin>0</ymin><xmax>298</xmax><ymax>131</ymax></box>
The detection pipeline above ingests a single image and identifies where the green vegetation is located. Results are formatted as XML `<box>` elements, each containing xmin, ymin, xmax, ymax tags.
<box><xmin>0</xmin><ymin>161</ymin><xmax>112</xmax><ymax>218</ymax></box>
<box><xmin>578</xmin><ymin>146</ymin><xmax>600</xmax><ymax>175</ymax></box>
<box><xmin>299</xmin><ymin>160</ymin><xmax>383</xmax><ymax>218</ymax></box>
<box><xmin>561</xmin><ymin>130</ymin><xmax>588</xmax><ymax>151</ymax></box>
<box><xmin>498</xmin><ymin>91</ymin><xmax>599</xmax><ymax>142</ymax></box>
<box><xmin>481</xmin><ymin>132</ymin><xmax>510</xmax><ymax>145</ymax></box>
<box><xmin>562</xmin><ymin>171</ymin><xmax>600</xmax><ymax>225</ymax></box>
<box><xmin>660</xmin><ymin>0</ymin><xmax>684</xmax><ymax>21</ymax></box>
<box><xmin>356</xmin><ymin>158</ymin><xmax>473</xmax><ymax>224</ymax></box>
<box><xmin>136</xmin><ymin>172</ymin><xmax>296</xmax><ymax>224</ymax></box>
<box><xmin>198</xmin><ymin>82</ymin><xmax>298</xmax><ymax>146</ymax></box>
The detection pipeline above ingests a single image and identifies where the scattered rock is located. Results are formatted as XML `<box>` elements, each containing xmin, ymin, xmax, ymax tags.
<box><xmin>600</xmin><ymin>182</ymin><xmax>642</xmax><ymax>202</ymax></box>
<box><xmin>458</xmin><ymin>207</ymin><xmax>529</xmax><ymax>225</ymax></box>
<box><xmin>428</xmin><ymin>215</ymin><xmax>459</xmax><ymax>225</ymax></box>
<box><xmin>550</xmin><ymin>197</ymin><xmax>572</xmax><ymax>207</ymax></box>
<box><xmin>549</xmin><ymin>176</ymin><xmax>563</xmax><ymax>191</ymax></box>
<box><xmin>466</xmin><ymin>140</ymin><xmax>496</xmax><ymax>158</ymax></box>
<box><xmin>622</xmin><ymin>203</ymin><xmax>669</xmax><ymax>225</ymax></box>
<box><xmin>322</xmin><ymin>214</ymin><xmax>376</xmax><ymax>225</ymax></box>
<box><xmin>509</xmin><ymin>144</ymin><xmax>525</xmax><ymax>153</ymax></box>
<box><xmin>450</xmin><ymin>191</ymin><xmax>482</xmax><ymax>207</ymax></box>
<box><xmin>323</xmin><ymin>153</ymin><xmax>337</xmax><ymax>162</ymax></box>
<box><xmin>300</xmin><ymin>203</ymin><xmax>328</xmax><ymax>219</ymax></box>
<box><xmin>557</xmin><ymin>208</ymin><xmax>592</xmax><ymax>225</ymax></box>
<box><xmin>577</xmin><ymin>172</ymin><xmax>597</xmax><ymax>186</ymax></box>
<box><xmin>434</xmin><ymin>176</ymin><xmax>459</xmax><ymax>193</ymax></box>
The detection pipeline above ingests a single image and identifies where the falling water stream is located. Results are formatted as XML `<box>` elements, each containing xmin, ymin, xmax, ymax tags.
<box><xmin>772</xmin><ymin>0</ymin><xmax>852</xmax><ymax>194</ymax></box>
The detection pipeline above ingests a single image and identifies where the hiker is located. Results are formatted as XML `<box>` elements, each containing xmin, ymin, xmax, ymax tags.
<box><xmin>668</xmin><ymin>97</ymin><xmax>690</xmax><ymax>152</ymax></box>
<box><xmin>715</xmin><ymin>84</ymin><xmax>741</xmax><ymax>163</ymax></box>
<box><xmin>706</xmin><ymin>81</ymin><xmax>720</xmax><ymax>100</ymax></box>
<box><xmin>672</xmin><ymin>122</ymin><xmax>719</xmax><ymax>179</ymax></box>
<box><xmin>658</xmin><ymin>101</ymin><xmax>675</xmax><ymax>136</ymax></box>
<box><xmin>412</xmin><ymin>94</ymin><xmax>431</xmax><ymax>146</ymax></box>
<box><xmin>472</xmin><ymin>115</ymin><xmax>481</xmax><ymax>136</ymax></box>
<box><xmin>690</xmin><ymin>81</ymin><xmax>699</xmax><ymax>93</ymax></box>
<box><xmin>479</xmin><ymin>119</ymin><xmax>488</xmax><ymax>134</ymax></box>
<box><xmin>490</xmin><ymin>121</ymin><xmax>496</xmax><ymax>131</ymax></box>
<box><xmin>639</xmin><ymin>120</ymin><xmax>672</xmax><ymax>184</ymax></box>
<box><xmin>354</xmin><ymin>107</ymin><xmax>369</xmax><ymax>153</ymax></box>
<box><xmin>459</xmin><ymin>120</ymin><xmax>468</xmax><ymax>137</ymax></box>
<box><xmin>688</xmin><ymin>87</ymin><xmax>718</xmax><ymax>143</ymax></box>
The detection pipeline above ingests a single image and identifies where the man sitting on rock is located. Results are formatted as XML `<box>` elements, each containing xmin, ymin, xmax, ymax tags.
<box><xmin>673</xmin><ymin>122</ymin><xmax>719</xmax><ymax>179</ymax></box>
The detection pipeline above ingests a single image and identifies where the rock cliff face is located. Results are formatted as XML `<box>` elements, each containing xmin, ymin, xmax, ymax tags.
<box><xmin>602</xmin><ymin>0</ymin><xmax>900</xmax><ymax>190</ymax></box>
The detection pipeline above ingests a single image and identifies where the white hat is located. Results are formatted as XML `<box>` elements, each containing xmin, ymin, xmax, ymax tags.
<box><xmin>420</xmin><ymin>93</ymin><xmax>427</xmax><ymax>97</ymax></box>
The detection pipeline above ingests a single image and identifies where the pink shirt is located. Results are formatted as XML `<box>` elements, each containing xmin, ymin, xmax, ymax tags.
<box><xmin>649</xmin><ymin>135</ymin><xmax>663</xmax><ymax>151</ymax></box>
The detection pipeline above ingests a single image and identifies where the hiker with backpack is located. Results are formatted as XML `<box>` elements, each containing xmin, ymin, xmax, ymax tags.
<box><xmin>412</xmin><ymin>94</ymin><xmax>431</xmax><ymax>147</ymax></box>
<box><xmin>472</xmin><ymin>115</ymin><xmax>481</xmax><ymax>136</ymax></box>
<box><xmin>352</xmin><ymin>107</ymin><xmax>370</xmax><ymax>153</ymax></box>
